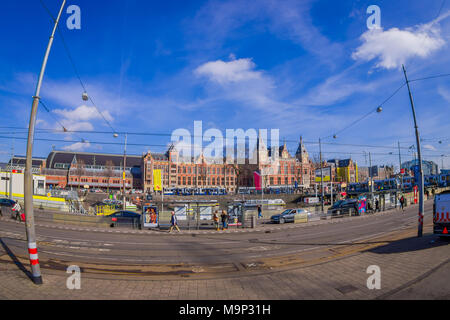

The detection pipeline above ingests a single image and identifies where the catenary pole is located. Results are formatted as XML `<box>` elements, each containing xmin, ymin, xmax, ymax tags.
<box><xmin>402</xmin><ymin>64</ymin><xmax>425</xmax><ymax>237</ymax></box>
<box><xmin>9</xmin><ymin>134</ymin><xmax>14</xmax><ymax>200</ymax></box>
<box><xmin>369</xmin><ymin>152</ymin><xmax>374</xmax><ymax>208</ymax></box>
<box><xmin>122</xmin><ymin>133</ymin><xmax>127</xmax><ymax>210</ymax></box>
<box><xmin>398</xmin><ymin>141</ymin><xmax>403</xmax><ymax>190</ymax></box>
<box><xmin>24</xmin><ymin>0</ymin><xmax>67</xmax><ymax>285</ymax></box>
<box><xmin>319</xmin><ymin>138</ymin><xmax>324</xmax><ymax>213</ymax></box>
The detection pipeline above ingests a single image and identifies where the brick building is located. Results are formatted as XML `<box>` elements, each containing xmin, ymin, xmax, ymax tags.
<box><xmin>358</xmin><ymin>165</ymin><xmax>394</xmax><ymax>182</ymax></box>
<box><xmin>42</xmin><ymin>151</ymin><xmax>142</xmax><ymax>191</ymax></box>
<box><xmin>327</xmin><ymin>158</ymin><xmax>359</xmax><ymax>183</ymax></box>
<box><xmin>142</xmin><ymin>145</ymin><xmax>238</xmax><ymax>193</ymax></box>
<box><xmin>238</xmin><ymin>136</ymin><xmax>314</xmax><ymax>188</ymax></box>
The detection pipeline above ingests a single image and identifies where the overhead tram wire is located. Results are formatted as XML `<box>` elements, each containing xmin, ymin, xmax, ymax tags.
<box><xmin>314</xmin><ymin>70</ymin><xmax>449</xmax><ymax>155</ymax></box>
<box><xmin>409</xmin><ymin>73</ymin><xmax>450</xmax><ymax>83</ymax></box>
<box><xmin>39</xmin><ymin>0</ymin><xmax>117</xmax><ymax>135</ymax></box>
<box><xmin>332</xmin><ymin>82</ymin><xmax>407</xmax><ymax>138</ymax></box>
<box><xmin>435</xmin><ymin>0</ymin><xmax>447</xmax><ymax>19</ymax></box>
<box><xmin>0</xmin><ymin>125</ymin><xmax>447</xmax><ymax>157</ymax></box>
<box><xmin>38</xmin><ymin>99</ymin><xmax>90</xmax><ymax>145</ymax></box>
<box><xmin>0</xmin><ymin>134</ymin><xmax>447</xmax><ymax>161</ymax></box>
<box><xmin>0</xmin><ymin>126</ymin><xmax>416</xmax><ymax>149</ymax></box>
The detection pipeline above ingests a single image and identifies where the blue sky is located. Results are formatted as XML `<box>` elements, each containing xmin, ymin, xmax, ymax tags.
<box><xmin>0</xmin><ymin>0</ymin><xmax>449</xmax><ymax>169</ymax></box>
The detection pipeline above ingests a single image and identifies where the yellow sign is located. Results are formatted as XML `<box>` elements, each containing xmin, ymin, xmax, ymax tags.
<box><xmin>123</xmin><ymin>172</ymin><xmax>126</xmax><ymax>180</ymax></box>
<box><xmin>294</xmin><ymin>213</ymin><xmax>308</xmax><ymax>224</ymax></box>
<box><xmin>153</xmin><ymin>169</ymin><xmax>162</xmax><ymax>191</ymax></box>
<box><xmin>315</xmin><ymin>176</ymin><xmax>330</xmax><ymax>182</ymax></box>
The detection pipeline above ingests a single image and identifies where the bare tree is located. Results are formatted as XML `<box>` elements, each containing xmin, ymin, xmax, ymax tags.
<box><xmin>72</xmin><ymin>160</ymin><xmax>86</xmax><ymax>191</ymax></box>
<box><xmin>103</xmin><ymin>160</ymin><xmax>115</xmax><ymax>193</ymax></box>
<box><xmin>231</xmin><ymin>164</ymin><xmax>245</xmax><ymax>194</ymax></box>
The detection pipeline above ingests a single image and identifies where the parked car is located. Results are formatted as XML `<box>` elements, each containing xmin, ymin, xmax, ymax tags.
<box><xmin>271</xmin><ymin>208</ymin><xmax>310</xmax><ymax>224</ymax></box>
<box><xmin>328</xmin><ymin>199</ymin><xmax>359</xmax><ymax>216</ymax></box>
<box><xmin>101</xmin><ymin>210</ymin><xmax>142</xmax><ymax>229</ymax></box>
<box><xmin>0</xmin><ymin>198</ymin><xmax>24</xmax><ymax>221</ymax></box>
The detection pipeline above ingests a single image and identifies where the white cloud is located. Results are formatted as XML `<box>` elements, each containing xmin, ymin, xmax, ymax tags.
<box><xmin>62</xmin><ymin>141</ymin><xmax>91</xmax><ymax>152</ymax></box>
<box><xmin>424</xmin><ymin>144</ymin><xmax>437</xmax><ymax>151</ymax></box>
<box><xmin>352</xmin><ymin>14</ymin><xmax>448</xmax><ymax>70</ymax></box>
<box><xmin>188</xmin><ymin>0</ymin><xmax>342</xmax><ymax>64</ymax></box>
<box><xmin>54</xmin><ymin>105</ymin><xmax>113</xmax><ymax>123</ymax></box>
<box><xmin>195</xmin><ymin>58</ymin><xmax>262</xmax><ymax>84</ymax></box>
<box><xmin>53</xmin><ymin>105</ymin><xmax>113</xmax><ymax>132</ymax></box>
<box><xmin>438</xmin><ymin>86</ymin><xmax>450</xmax><ymax>103</ymax></box>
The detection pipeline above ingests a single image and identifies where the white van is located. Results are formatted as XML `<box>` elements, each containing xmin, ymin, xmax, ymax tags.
<box><xmin>433</xmin><ymin>191</ymin><xmax>450</xmax><ymax>237</ymax></box>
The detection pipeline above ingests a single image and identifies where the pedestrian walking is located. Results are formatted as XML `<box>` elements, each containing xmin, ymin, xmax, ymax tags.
<box><xmin>221</xmin><ymin>209</ymin><xmax>228</xmax><ymax>230</ymax></box>
<box><xmin>169</xmin><ymin>211</ymin><xmax>180</xmax><ymax>232</ymax></box>
<box><xmin>375</xmin><ymin>198</ymin><xmax>380</xmax><ymax>212</ymax></box>
<box><xmin>400</xmin><ymin>195</ymin><xmax>405</xmax><ymax>212</ymax></box>
<box><xmin>213</xmin><ymin>211</ymin><xmax>220</xmax><ymax>231</ymax></box>
<box><xmin>12</xmin><ymin>201</ymin><xmax>22</xmax><ymax>220</ymax></box>
<box><xmin>257</xmin><ymin>205</ymin><xmax>263</xmax><ymax>219</ymax></box>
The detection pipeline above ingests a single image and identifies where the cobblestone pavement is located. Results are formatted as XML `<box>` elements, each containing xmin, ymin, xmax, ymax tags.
<box><xmin>1</xmin><ymin>222</ymin><xmax>449</xmax><ymax>300</ymax></box>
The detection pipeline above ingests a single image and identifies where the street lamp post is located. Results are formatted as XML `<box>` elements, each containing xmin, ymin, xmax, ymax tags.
<box><xmin>319</xmin><ymin>138</ymin><xmax>324</xmax><ymax>213</ymax></box>
<box><xmin>398</xmin><ymin>141</ymin><xmax>403</xmax><ymax>190</ymax></box>
<box><xmin>402</xmin><ymin>64</ymin><xmax>425</xmax><ymax>237</ymax></box>
<box><xmin>122</xmin><ymin>133</ymin><xmax>127</xmax><ymax>211</ymax></box>
<box><xmin>24</xmin><ymin>0</ymin><xmax>66</xmax><ymax>285</ymax></box>
<box><xmin>9</xmin><ymin>133</ymin><xmax>15</xmax><ymax>200</ymax></box>
<box><xmin>369</xmin><ymin>152</ymin><xmax>374</xmax><ymax>208</ymax></box>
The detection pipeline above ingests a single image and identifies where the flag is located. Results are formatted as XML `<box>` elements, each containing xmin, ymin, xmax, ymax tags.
<box><xmin>153</xmin><ymin>169</ymin><xmax>162</xmax><ymax>191</ymax></box>
<box><xmin>254</xmin><ymin>171</ymin><xmax>262</xmax><ymax>190</ymax></box>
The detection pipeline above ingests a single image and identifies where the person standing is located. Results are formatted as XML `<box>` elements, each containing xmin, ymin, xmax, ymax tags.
<box><xmin>213</xmin><ymin>211</ymin><xmax>220</xmax><ymax>231</ymax></box>
<box><xmin>375</xmin><ymin>198</ymin><xmax>380</xmax><ymax>212</ymax></box>
<box><xmin>169</xmin><ymin>211</ymin><xmax>180</xmax><ymax>232</ymax></box>
<box><xmin>257</xmin><ymin>205</ymin><xmax>263</xmax><ymax>219</ymax></box>
<box><xmin>221</xmin><ymin>210</ymin><xmax>228</xmax><ymax>230</ymax></box>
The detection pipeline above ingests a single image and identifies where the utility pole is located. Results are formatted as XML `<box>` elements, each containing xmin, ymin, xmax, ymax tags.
<box><xmin>122</xmin><ymin>133</ymin><xmax>127</xmax><ymax>211</ymax></box>
<box><xmin>369</xmin><ymin>152</ymin><xmax>374</xmax><ymax>208</ymax></box>
<box><xmin>330</xmin><ymin>181</ymin><xmax>333</xmax><ymax>206</ymax></box>
<box><xmin>319</xmin><ymin>138</ymin><xmax>324</xmax><ymax>213</ymax></box>
<box><xmin>24</xmin><ymin>0</ymin><xmax>66</xmax><ymax>285</ymax></box>
<box><xmin>161</xmin><ymin>169</ymin><xmax>164</xmax><ymax>215</ymax></box>
<box><xmin>9</xmin><ymin>134</ymin><xmax>15</xmax><ymax>200</ymax></box>
<box><xmin>398</xmin><ymin>141</ymin><xmax>403</xmax><ymax>190</ymax></box>
<box><xmin>403</xmin><ymin>64</ymin><xmax>425</xmax><ymax>237</ymax></box>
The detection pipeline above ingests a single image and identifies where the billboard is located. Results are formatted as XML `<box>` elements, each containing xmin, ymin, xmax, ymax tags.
<box><xmin>253</xmin><ymin>171</ymin><xmax>262</xmax><ymax>190</ymax></box>
<box><xmin>304</xmin><ymin>197</ymin><xmax>319</xmax><ymax>204</ymax></box>
<box><xmin>357</xmin><ymin>196</ymin><xmax>367</xmax><ymax>214</ymax></box>
<box><xmin>174</xmin><ymin>205</ymin><xmax>187</xmax><ymax>221</ymax></box>
<box><xmin>153</xmin><ymin>169</ymin><xmax>162</xmax><ymax>191</ymax></box>
<box><xmin>143</xmin><ymin>205</ymin><xmax>159</xmax><ymax>228</ymax></box>
<box><xmin>199</xmin><ymin>206</ymin><xmax>212</xmax><ymax>220</ymax></box>
<box><xmin>315</xmin><ymin>167</ymin><xmax>331</xmax><ymax>182</ymax></box>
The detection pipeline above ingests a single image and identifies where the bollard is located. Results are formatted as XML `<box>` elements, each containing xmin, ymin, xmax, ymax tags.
<box><xmin>251</xmin><ymin>215</ymin><xmax>256</xmax><ymax>229</ymax></box>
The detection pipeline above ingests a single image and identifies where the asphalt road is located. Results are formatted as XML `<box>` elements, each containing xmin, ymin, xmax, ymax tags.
<box><xmin>0</xmin><ymin>201</ymin><xmax>436</xmax><ymax>270</ymax></box>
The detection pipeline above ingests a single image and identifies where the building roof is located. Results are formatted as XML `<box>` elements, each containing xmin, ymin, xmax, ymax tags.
<box><xmin>46</xmin><ymin>151</ymin><xmax>142</xmax><ymax>169</ymax></box>
<box><xmin>8</xmin><ymin>156</ymin><xmax>46</xmax><ymax>168</ymax></box>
